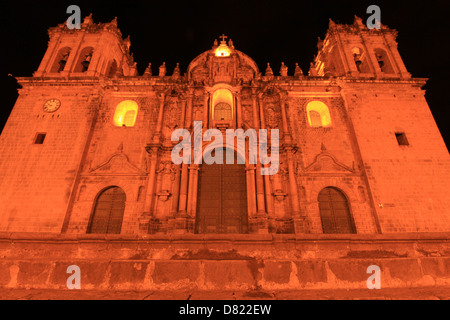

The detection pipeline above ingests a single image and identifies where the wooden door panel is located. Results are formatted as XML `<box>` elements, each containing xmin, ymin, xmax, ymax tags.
<box><xmin>196</xmin><ymin>155</ymin><xmax>248</xmax><ymax>234</ymax></box>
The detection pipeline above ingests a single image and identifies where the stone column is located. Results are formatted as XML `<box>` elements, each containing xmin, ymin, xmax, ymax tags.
<box><xmin>187</xmin><ymin>164</ymin><xmax>199</xmax><ymax>217</ymax></box>
<box><xmin>279</xmin><ymin>93</ymin><xmax>291</xmax><ymax>143</ymax></box>
<box><xmin>170</xmin><ymin>165</ymin><xmax>181</xmax><ymax>215</ymax></box>
<box><xmin>236</xmin><ymin>92</ymin><xmax>243</xmax><ymax>128</ymax></box>
<box><xmin>286</xmin><ymin>148</ymin><xmax>300</xmax><ymax>216</ymax></box>
<box><xmin>185</xmin><ymin>89</ymin><xmax>194</xmax><ymax>128</ymax></box>
<box><xmin>140</xmin><ymin>93</ymin><xmax>165</xmax><ymax>233</ymax></box>
<box><xmin>178</xmin><ymin>163</ymin><xmax>189</xmax><ymax>214</ymax></box>
<box><xmin>203</xmin><ymin>92</ymin><xmax>210</xmax><ymax>128</ymax></box>
<box><xmin>246</xmin><ymin>164</ymin><xmax>257</xmax><ymax>217</ymax></box>
<box><xmin>251</xmin><ymin>91</ymin><xmax>265</xmax><ymax>215</ymax></box>
<box><xmin>178</xmin><ymin>90</ymin><xmax>194</xmax><ymax>216</ymax></box>
<box><xmin>258</xmin><ymin>96</ymin><xmax>274</xmax><ymax>216</ymax></box>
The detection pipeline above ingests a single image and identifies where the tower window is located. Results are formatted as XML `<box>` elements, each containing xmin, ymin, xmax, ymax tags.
<box><xmin>395</xmin><ymin>132</ymin><xmax>409</xmax><ymax>146</ymax></box>
<box><xmin>352</xmin><ymin>47</ymin><xmax>370</xmax><ymax>73</ymax></box>
<box><xmin>114</xmin><ymin>100</ymin><xmax>139</xmax><ymax>127</ymax></box>
<box><xmin>34</xmin><ymin>133</ymin><xmax>46</xmax><ymax>145</ymax></box>
<box><xmin>51</xmin><ymin>47</ymin><xmax>71</xmax><ymax>73</ymax></box>
<box><xmin>374</xmin><ymin>49</ymin><xmax>395</xmax><ymax>74</ymax></box>
<box><xmin>74</xmin><ymin>47</ymin><xmax>94</xmax><ymax>73</ymax></box>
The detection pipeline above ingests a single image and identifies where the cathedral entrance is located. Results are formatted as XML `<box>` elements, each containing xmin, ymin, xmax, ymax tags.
<box><xmin>195</xmin><ymin>149</ymin><xmax>248</xmax><ymax>234</ymax></box>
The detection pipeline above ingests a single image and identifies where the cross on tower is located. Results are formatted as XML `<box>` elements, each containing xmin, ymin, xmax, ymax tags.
<box><xmin>219</xmin><ymin>34</ymin><xmax>227</xmax><ymax>42</ymax></box>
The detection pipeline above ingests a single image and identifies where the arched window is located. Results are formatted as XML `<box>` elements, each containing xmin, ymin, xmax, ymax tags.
<box><xmin>374</xmin><ymin>48</ymin><xmax>394</xmax><ymax>74</ymax></box>
<box><xmin>113</xmin><ymin>100</ymin><xmax>138</xmax><ymax>127</ymax></box>
<box><xmin>306</xmin><ymin>101</ymin><xmax>331</xmax><ymax>127</ymax></box>
<box><xmin>107</xmin><ymin>60</ymin><xmax>118</xmax><ymax>77</ymax></box>
<box><xmin>352</xmin><ymin>47</ymin><xmax>370</xmax><ymax>73</ymax></box>
<box><xmin>74</xmin><ymin>47</ymin><xmax>94</xmax><ymax>73</ymax></box>
<box><xmin>318</xmin><ymin>187</ymin><xmax>356</xmax><ymax>234</ymax></box>
<box><xmin>88</xmin><ymin>186</ymin><xmax>126</xmax><ymax>234</ymax></box>
<box><xmin>212</xmin><ymin>89</ymin><xmax>234</xmax><ymax>121</ymax></box>
<box><xmin>214</xmin><ymin>102</ymin><xmax>232</xmax><ymax>120</ymax></box>
<box><xmin>51</xmin><ymin>47</ymin><xmax>71</xmax><ymax>73</ymax></box>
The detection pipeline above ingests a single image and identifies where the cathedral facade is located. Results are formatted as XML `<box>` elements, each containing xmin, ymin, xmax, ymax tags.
<box><xmin>1</xmin><ymin>15</ymin><xmax>449</xmax><ymax>237</ymax></box>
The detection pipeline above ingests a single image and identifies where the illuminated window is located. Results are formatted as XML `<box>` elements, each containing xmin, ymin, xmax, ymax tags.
<box><xmin>306</xmin><ymin>101</ymin><xmax>331</xmax><ymax>127</ymax></box>
<box><xmin>215</xmin><ymin>44</ymin><xmax>231</xmax><ymax>57</ymax></box>
<box><xmin>309</xmin><ymin>110</ymin><xmax>322</xmax><ymax>127</ymax></box>
<box><xmin>212</xmin><ymin>89</ymin><xmax>234</xmax><ymax>121</ymax></box>
<box><xmin>114</xmin><ymin>100</ymin><xmax>138</xmax><ymax>127</ymax></box>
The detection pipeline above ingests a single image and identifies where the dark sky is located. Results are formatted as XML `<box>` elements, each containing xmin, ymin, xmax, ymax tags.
<box><xmin>1</xmin><ymin>0</ymin><xmax>449</xmax><ymax>149</ymax></box>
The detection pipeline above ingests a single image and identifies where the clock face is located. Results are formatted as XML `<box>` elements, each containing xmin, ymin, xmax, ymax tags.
<box><xmin>43</xmin><ymin>98</ymin><xmax>61</xmax><ymax>113</ymax></box>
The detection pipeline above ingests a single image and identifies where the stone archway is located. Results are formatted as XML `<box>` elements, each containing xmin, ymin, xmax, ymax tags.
<box><xmin>87</xmin><ymin>186</ymin><xmax>126</xmax><ymax>234</ymax></box>
<box><xmin>318</xmin><ymin>187</ymin><xmax>356</xmax><ymax>234</ymax></box>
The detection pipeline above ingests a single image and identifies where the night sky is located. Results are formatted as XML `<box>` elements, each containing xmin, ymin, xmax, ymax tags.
<box><xmin>2</xmin><ymin>0</ymin><xmax>449</xmax><ymax>149</ymax></box>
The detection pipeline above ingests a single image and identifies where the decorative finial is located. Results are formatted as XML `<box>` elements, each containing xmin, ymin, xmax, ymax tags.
<box><xmin>213</xmin><ymin>39</ymin><xmax>218</xmax><ymax>47</ymax></box>
<box><xmin>111</xmin><ymin>17</ymin><xmax>118</xmax><ymax>26</ymax></box>
<box><xmin>144</xmin><ymin>63</ymin><xmax>152</xmax><ymax>77</ymax></box>
<box><xmin>309</xmin><ymin>62</ymin><xmax>318</xmax><ymax>76</ymax></box>
<box><xmin>82</xmin><ymin>13</ymin><xmax>93</xmax><ymax>26</ymax></box>
<box><xmin>328</xmin><ymin>18</ymin><xmax>336</xmax><ymax>28</ymax></box>
<box><xmin>265</xmin><ymin>63</ymin><xmax>273</xmax><ymax>76</ymax></box>
<box><xmin>228</xmin><ymin>38</ymin><xmax>234</xmax><ymax>48</ymax></box>
<box><xmin>321</xmin><ymin>143</ymin><xmax>327</xmax><ymax>152</ymax></box>
<box><xmin>280</xmin><ymin>62</ymin><xmax>288</xmax><ymax>77</ymax></box>
<box><xmin>159</xmin><ymin>62</ymin><xmax>166</xmax><ymax>77</ymax></box>
<box><xmin>354</xmin><ymin>15</ymin><xmax>364</xmax><ymax>26</ymax></box>
<box><xmin>172</xmin><ymin>63</ymin><xmax>180</xmax><ymax>78</ymax></box>
<box><xmin>294</xmin><ymin>63</ymin><xmax>303</xmax><ymax>77</ymax></box>
<box><xmin>124</xmin><ymin>35</ymin><xmax>131</xmax><ymax>49</ymax></box>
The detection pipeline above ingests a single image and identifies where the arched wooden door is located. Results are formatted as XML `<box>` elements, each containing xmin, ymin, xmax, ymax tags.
<box><xmin>196</xmin><ymin>149</ymin><xmax>248</xmax><ymax>234</ymax></box>
<box><xmin>318</xmin><ymin>187</ymin><xmax>356</xmax><ymax>234</ymax></box>
<box><xmin>87</xmin><ymin>186</ymin><xmax>126</xmax><ymax>234</ymax></box>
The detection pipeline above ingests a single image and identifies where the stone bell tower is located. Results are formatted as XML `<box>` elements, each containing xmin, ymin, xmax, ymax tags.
<box><xmin>311</xmin><ymin>16</ymin><xmax>411</xmax><ymax>79</ymax></box>
<box><xmin>0</xmin><ymin>14</ymin><xmax>138</xmax><ymax>233</ymax></box>
<box><xmin>33</xmin><ymin>14</ymin><xmax>137</xmax><ymax>78</ymax></box>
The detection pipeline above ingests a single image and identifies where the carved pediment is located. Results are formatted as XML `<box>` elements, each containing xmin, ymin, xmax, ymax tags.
<box><xmin>89</xmin><ymin>153</ymin><xmax>146</xmax><ymax>176</ymax></box>
<box><xmin>305</xmin><ymin>153</ymin><xmax>354</xmax><ymax>174</ymax></box>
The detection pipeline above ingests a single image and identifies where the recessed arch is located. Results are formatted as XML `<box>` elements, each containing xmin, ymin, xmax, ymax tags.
<box><xmin>113</xmin><ymin>100</ymin><xmax>139</xmax><ymax>127</ymax></box>
<box><xmin>87</xmin><ymin>186</ymin><xmax>126</xmax><ymax>234</ymax></box>
<box><xmin>74</xmin><ymin>47</ymin><xmax>94</xmax><ymax>73</ymax></box>
<box><xmin>212</xmin><ymin>89</ymin><xmax>234</xmax><ymax>121</ymax></box>
<box><xmin>318</xmin><ymin>187</ymin><xmax>356</xmax><ymax>234</ymax></box>
<box><xmin>306</xmin><ymin>101</ymin><xmax>332</xmax><ymax>127</ymax></box>
<box><xmin>51</xmin><ymin>47</ymin><xmax>71</xmax><ymax>73</ymax></box>
<box><xmin>351</xmin><ymin>47</ymin><xmax>371</xmax><ymax>73</ymax></box>
<box><xmin>374</xmin><ymin>48</ymin><xmax>395</xmax><ymax>74</ymax></box>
